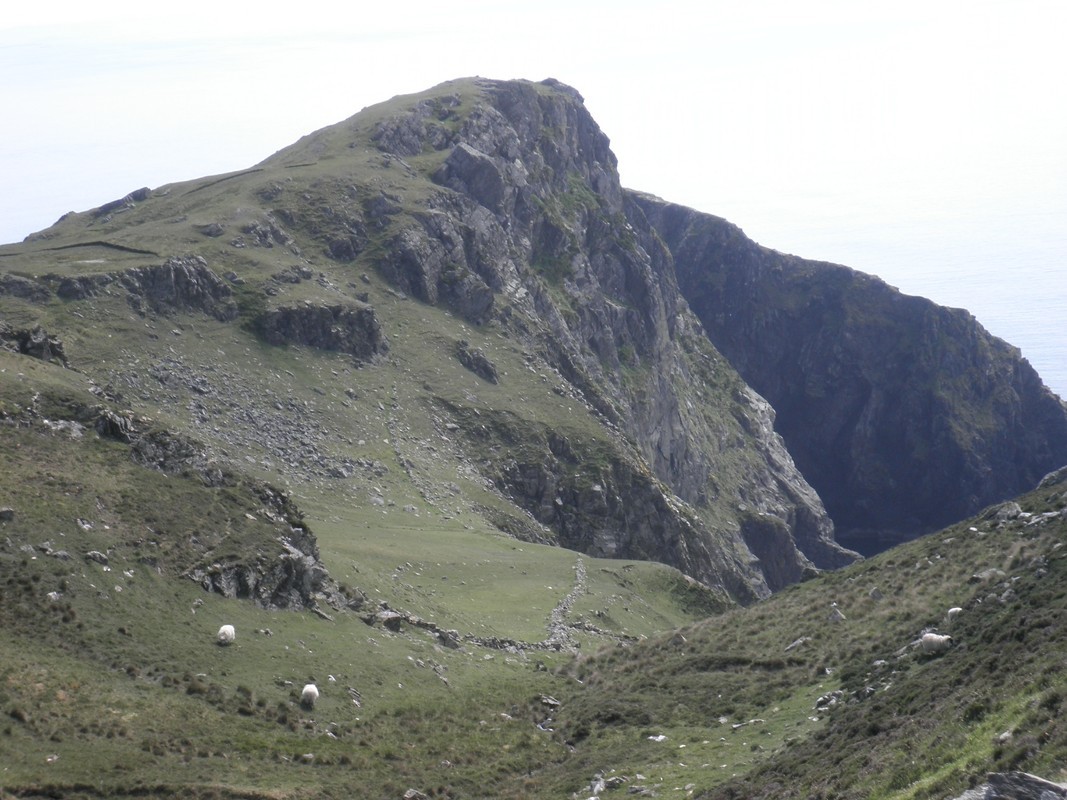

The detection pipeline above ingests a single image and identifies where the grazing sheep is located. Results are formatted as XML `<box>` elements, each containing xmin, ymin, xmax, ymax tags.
<box><xmin>947</xmin><ymin>607</ymin><xmax>963</xmax><ymax>623</ymax></box>
<box><xmin>920</xmin><ymin>632</ymin><xmax>953</xmax><ymax>653</ymax></box>
<box><xmin>217</xmin><ymin>624</ymin><xmax>236</xmax><ymax>646</ymax></box>
<box><xmin>301</xmin><ymin>683</ymin><xmax>319</xmax><ymax>709</ymax></box>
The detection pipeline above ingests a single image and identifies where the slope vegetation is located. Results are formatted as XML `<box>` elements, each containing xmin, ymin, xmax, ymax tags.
<box><xmin>545</xmin><ymin>470</ymin><xmax>1067</xmax><ymax>798</ymax></box>
<box><xmin>3</xmin><ymin>355</ymin><xmax>1066</xmax><ymax>797</ymax></box>
<box><xmin>2</xmin><ymin>77</ymin><xmax>1066</xmax><ymax>799</ymax></box>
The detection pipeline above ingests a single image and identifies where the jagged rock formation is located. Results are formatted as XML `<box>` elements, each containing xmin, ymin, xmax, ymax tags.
<box><xmin>632</xmin><ymin>193</ymin><xmax>1067</xmax><ymax>554</ymax></box>
<box><xmin>52</xmin><ymin>255</ymin><xmax>238</xmax><ymax>321</ymax></box>
<box><xmin>276</xmin><ymin>77</ymin><xmax>855</xmax><ymax>595</ymax></box>
<box><xmin>0</xmin><ymin>322</ymin><xmax>67</xmax><ymax>365</ymax></box>
<box><xmin>20</xmin><ymin>75</ymin><xmax>1065</xmax><ymax>598</ymax></box>
<box><xmin>255</xmin><ymin>301</ymin><xmax>388</xmax><ymax>363</ymax></box>
<box><xmin>2</xmin><ymin>254</ymin><xmax>239</xmax><ymax>321</ymax></box>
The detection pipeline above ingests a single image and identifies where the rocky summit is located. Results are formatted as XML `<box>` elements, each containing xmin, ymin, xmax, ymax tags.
<box><xmin>3</xmin><ymin>78</ymin><xmax>1063</xmax><ymax>586</ymax></box>
<box><xmin>3</xmin><ymin>75</ymin><xmax>1067</xmax><ymax>800</ymax></box>
<box><xmin>0</xmin><ymin>77</ymin><xmax>863</xmax><ymax>603</ymax></box>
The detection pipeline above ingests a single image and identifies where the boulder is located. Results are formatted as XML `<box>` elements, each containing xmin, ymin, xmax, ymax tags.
<box><xmin>455</xmin><ymin>340</ymin><xmax>499</xmax><ymax>383</ymax></box>
<box><xmin>255</xmin><ymin>302</ymin><xmax>388</xmax><ymax>363</ymax></box>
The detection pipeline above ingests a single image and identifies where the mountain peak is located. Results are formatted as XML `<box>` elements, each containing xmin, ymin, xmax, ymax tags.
<box><xmin>2</xmin><ymin>74</ymin><xmax>1063</xmax><ymax>598</ymax></box>
<box><xmin>4</xmin><ymin>76</ymin><xmax>1067</xmax><ymax>798</ymax></box>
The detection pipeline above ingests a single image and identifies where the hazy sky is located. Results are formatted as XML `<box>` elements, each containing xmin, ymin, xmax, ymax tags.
<box><xmin>2</xmin><ymin>1</ymin><xmax>1065</xmax><ymax>395</ymax></box>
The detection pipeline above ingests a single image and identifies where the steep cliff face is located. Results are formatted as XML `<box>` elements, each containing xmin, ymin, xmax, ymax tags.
<box><xmin>326</xmin><ymin>78</ymin><xmax>857</xmax><ymax>592</ymax></box>
<box><xmin>225</xmin><ymin>77</ymin><xmax>862</xmax><ymax>594</ymax></box>
<box><xmin>632</xmin><ymin>193</ymin><xmax>1067</xmax><ymax>553</ymax></box>
<box><xmin>0</xmin><ymin>77</ymin><xmax>859</xmax><ymax>601</ymax></box>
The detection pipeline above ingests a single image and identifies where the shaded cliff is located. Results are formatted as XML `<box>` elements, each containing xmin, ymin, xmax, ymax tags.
<box><xmin>632</xmin><ymin>192</ymin><xmax>1067</xmax><ymax>553</ymax></box>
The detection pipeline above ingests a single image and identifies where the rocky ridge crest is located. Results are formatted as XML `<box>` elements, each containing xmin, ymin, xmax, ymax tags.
<box><xmin>336</xmin><ymin>78</ymin><xmax>856</xmax><ymax>594</ymax></box>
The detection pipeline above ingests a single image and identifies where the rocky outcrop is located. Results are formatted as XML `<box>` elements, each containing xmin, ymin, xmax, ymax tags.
<box><xmin>947</xmin><ymin>771</ymin><xmax>1067</xmax><ymax>799</ymax></box>
<box><xmin>495</xmin><ymin>430</ymin><xmax>764</xmax><ymax>598</ymax></box>
<box><xmin>0</xmin><ymin>273</ymin><xmax>52</xmax><ymax>302</ymax></box>
<box><xmin>455</xmin><ymin>339</ymin><xmax>498</xmax><ymax>383</ymax></box>
<box><xmin>50</xmin><ymin>255</ymin><xmax>238</xmax><ymax>321</ymax></box>
<box><xmin>64</xmin><ymin>399</ymin><xmax>355</xmax><ymax>613</ymax></box>
<box><xmin>119</xmin><ymin>255</ymin><xmax>239</xmax><ymax>320</ymax></box>
<box><xmin>376</xmin><ymin>217</ymin><xmax>496</xmax><ymax>324</ymax></box>
<box><xmin>184</xmin><ymin>537</ymin><xmax>363</xmax><ymax>614</ymax></box>
<box><xmin>0</xmin><ymin>322</ymin><xmax>68</xmax><ymax>366</ymax></box>
<box><xmin>632</xmin><ymin>193</ymin><xmax>1067</xmax><ymax>554</ymax></box>
<box><xmin>254</xmin><ymin>301</ymin><xmax>388</xmax><ymax>363</ymax></box>
<box><xmin>93</xmin><ymin>186</ymin><xmax>151</xmax><ymax>218</ymax></box>
<box><xmin>334</xmin><ymin>77</ymin><xmax>857</xmax><ymax>594</ymax></box>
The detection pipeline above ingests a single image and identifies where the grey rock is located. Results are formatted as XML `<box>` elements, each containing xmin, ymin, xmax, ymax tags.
<box><xmin>0</xmin><ymin>323</ymin><xmax>68</xmax><ymax>366</ymax></box>
<box><xmin>255</xmin><ymin>302</ymin><xmax>388</xmax><ymax>364</ymax></box>
<box><xmin>93</xmin><ymin>187</ymin><xmax>150</xmax><ymax>217</ymax></box>
<box><xmin>633</xmin><ymin>192</ymin><xmax>1067</xmax><ymax>557</ymax></box>
<box><xmin>95</xmin><ymin>409</ymin><xmax>135</xmax><ymax>443</ymax></box>
<box><xmin>996</xmin><ymin>502</ymin><xmax>1023</xmax><ymax>523</ymax></box>
<box><xmin>455</xmin><ymin>340</ymin><xmax>499</xmax><ymax>383</ymax></box>
<box><xmin>946</xmin><ymin>772</ymin><xmax>1067</xmax><ymax>800</ymax></box>
<box><xmin>375</xmin><ymin>610</ymin><xmax>404</xmax><ymax>632</ymax></box>
<box><xmin>435</xmin><ymin>142</ymin><xmax>516</xmax><ymax>216</ymax></box>
<box><xmin>119</xmin><ymin>256</ymin><xmax>238</xmax><ymax>321</ymax></box>
<box><xmin>1038</xmin><ymin>465</ymin><xmax>1067</xmax><ymax>488</ymax></box>
<box><xmin>372</xmin><ymin>93</ymin><xmax>461</xmax><ymax>156</ymax></box>
<box><xmin>49</xmin><ymin>256</ymin><xmax>238</xmax><ymax>322</ymax></box>
<box><xmin>971</xmin><ymin>568</ymin><xmax>1007</xmax><ymax>583</ymax></box>
<box><xmin>0</xmin><ymin>273</ymin><xmax>52</xmax><ymax>302</ymax></box>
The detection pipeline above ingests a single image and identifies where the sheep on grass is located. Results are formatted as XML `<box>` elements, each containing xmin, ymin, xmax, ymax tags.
<box><xmin>920</xmin><ymin>632</ymin><xmax>953</xmax><ymax>654</ymax></box>
<box><xmin>217</xmin><ymin>624</ymin><xmax>236</xmax><ymax>646</ymax></box>
<box><xmin>301</xmin><ymin>683</ymin><xmax>319</xmax><ymax>709</ymax></box>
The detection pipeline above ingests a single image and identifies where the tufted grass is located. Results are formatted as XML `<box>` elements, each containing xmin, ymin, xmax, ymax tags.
<box><xmin>5</xmin><ymin>346</ymin><xmax>1067</xmax><ymax>798</ymax></box>
<box><xmin>3</xmin><ymin>77</ymin><xmax>1067</xmax><ymax>798</ymax></box>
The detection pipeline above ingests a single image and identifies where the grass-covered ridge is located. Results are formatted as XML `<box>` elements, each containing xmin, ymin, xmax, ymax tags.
<box><xmin>4</xmin><ymin>358</ymin><xmax>1066</xmax><ymax>798</ymax></box>
<box><xmin>543</xmin><ymin>472</ymin><xmax>1067</xmax><ymax>798</ymax></box>
<box><xmin>3</xmin><ymin>76</ymin><xmax>1066</xmax><ymax>798</ymax></box>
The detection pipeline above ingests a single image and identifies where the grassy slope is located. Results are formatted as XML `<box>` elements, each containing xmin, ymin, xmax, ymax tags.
<box><xmin>0</xmin><ymin>351</ymin><xmax>711</xmax><ymax>799</ymax></box>
<box><xmin>3</xmin><ymin>79</ymin><xmax>1066</xmax><ymax>798</ymax></box>
<box><xmin>4</xmin><ymin>348</ymin><xmax>1067</xmax><ymax>798</ymax></box>
<box><xmin>543</xmin><ymin>474</ymin><xmax>1067</xmax><ymax>799</ymax></box>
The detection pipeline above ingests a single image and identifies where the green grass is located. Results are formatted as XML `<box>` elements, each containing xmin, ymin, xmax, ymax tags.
<box><xmin>6</xmin><ymin>328</ymin><xmax>1067</xmax><ymax>798</ymax></box>
<box><xmin>4</xmin><ymin>76</ymin><xmax>1067</xmax><ymax>799</ymax></box>
<box><xmin>542</xmin><ymin>473</ymin><xmax>1067</xmax><ymax>797</ymax></box>
<box><xmin>0</xmin><ymin>347</ymin><xmax>714</xmax><ymax>798</ymax></box>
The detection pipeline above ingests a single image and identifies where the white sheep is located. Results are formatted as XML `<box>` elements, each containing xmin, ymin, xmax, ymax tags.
<box><xmin>217</xmin><ymin>624</ymin><xmax>236</xmax><ymax>646</ymax></box>
<box><xmin>301</xmin><ymin>683</ymin><xmax>319</xmax><ymax>709</ymax></box>
<box><xmin>947</xmin><ymin>607</ymin><xmax>963</xmax><ymax>623</ymax></box>
<box><xmin>920</xmin><ymin>632</ymin><xmax>953</xmax><ymax>653</ymax></box>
